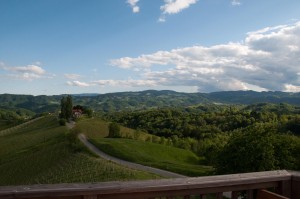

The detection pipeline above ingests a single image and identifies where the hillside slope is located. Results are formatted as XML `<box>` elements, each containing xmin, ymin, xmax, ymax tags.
<box><xmin>0</xmin><ymin>116</ymin><xmax>159</xmax><ymax>185</ymax></box>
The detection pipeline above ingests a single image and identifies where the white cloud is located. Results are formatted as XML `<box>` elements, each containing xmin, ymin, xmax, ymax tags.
<box><xmin>284</xmin><ymin>84</ymin><xmax>300</xmax><ymax>92</ymax></box>
<box><xmin>7</xmin><ymin>65</ymin><xmax>45</xmax><ymax>75</ymax></box>
<box><xmin>160</xmin><ymin>0</ymin><xmax>198</xmax><ymax>15</ymax></box>
<box><xmin>111</xmin><ymin>21</ymin><xmax>300</xmax><ymax>92</ymax></box>
<box><xmin>127</xmin><ymin>0</ymin><xmax>140</xmax><ymax>13</ymax></box>
<box><xmin>93</xmin><ymin>79</ymin><xmax>157</xmax><ymax>87</ymax></box>
<box><xmin>67</xmin><ymin>80</ymin><xmax>92</xmax><ymax>87</ymax></box>
<box><xmin>159</xmin><ymin>0</ymin><xmax>198</xmax><ymax>22</ymax></box>
<box><xmin>0</xmin><ymin>63</ymin><xmax>48</xmax><ymax>80</ymax></box>
<box><xmin>66</xmin><ymin>79</ymin><xmax>157</xmax><ymax>88</ymax></box>
<box><xmin>231</xmin><ymin>0</ymin><xmax>241</xmax><ymax>6</ymax></box>
<box><xmin>64</xmin><ymin>74</ymin><xmax>81</xmax><ymax>80</ymax></box>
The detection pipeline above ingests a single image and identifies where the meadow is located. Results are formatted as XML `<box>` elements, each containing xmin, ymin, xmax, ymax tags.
<box><xmin>90</xmin><ymin>138</ymin><xmax>213</xmax><ymax>176</ymax></box>
<box><xmin>0</xmin><ymin>116</ymin><xmax>159</xmax><ymax>186</ymax></box>
<box><xmin>75</xmin><ymin>118</ymin><xmax>214</xmax><ymax>176</ymax></box>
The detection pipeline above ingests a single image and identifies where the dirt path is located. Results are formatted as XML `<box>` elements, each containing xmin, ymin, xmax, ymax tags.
<box><xmin>78</xmin><ymin>134</ymin><xmax>187</xmax><ymax>178</ymax></box>
<box><xmin>66</xmin><ymin>121</ymin><xmax>75</xmax><ymax>129</ymax></box>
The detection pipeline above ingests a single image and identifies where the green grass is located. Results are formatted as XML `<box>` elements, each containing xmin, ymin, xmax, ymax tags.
<box><xmin>0</xmin><ymin>116</ymin><xmax>160</xmax><ymax>186</ymax></box>
<box><xmin>73</xmin><ymin>118</ymin><xmax>109</xmax><ymax>138</ymax></box>
<box><xmin>90</xmin><ymin>138</ymin><xmax>214</xmax><ymax>176</ymax></box>
<box><xmin>75</xmin><ymin>118</ymin><xmax>214</xmax><ymax>176</ymax></box>
<box><xmin>75</xmin><ymin>118</ymin><xmax>159</xmax><ymax>141</ymax></box>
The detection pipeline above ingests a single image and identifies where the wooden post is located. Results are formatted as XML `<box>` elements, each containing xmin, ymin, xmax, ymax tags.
<box><xmin>247</xmin><ymin>190</ymin><xmax>254</xmax><ymax>199</ymax></box>
<box><xmin>279</xmin><ymin>180</ymin><xmax>291</xmax><ymax>198</ymax></box>
<box><xmin>232</xmin><ymin>191</ymin><xmax>239</xmax><ymax>199</ymax></box>
<box><xmin>216</xmin><ymin>192</ymin><xmax>223</xmax><ymax>199</ymax></box>
<box><xmin>199</xmin><ymin>194</ymin><xmax>206</xmax><ymax>199</ymax></box>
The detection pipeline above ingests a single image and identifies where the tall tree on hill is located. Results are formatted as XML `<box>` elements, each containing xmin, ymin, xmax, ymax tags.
<box><xmin>60</xmin><ymin>95</ymin><xmax>73</xmax><ymax>121</ymax></box>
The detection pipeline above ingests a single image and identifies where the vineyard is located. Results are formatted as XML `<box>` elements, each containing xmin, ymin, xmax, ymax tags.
<box><xmin>0</xmin><ymin>116</ymin><xmax>159</xmax><ymax>186</ymax></box>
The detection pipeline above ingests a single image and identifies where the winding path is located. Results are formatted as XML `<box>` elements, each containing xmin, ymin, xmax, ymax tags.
<box><xmin>78</xmin><ymin>134</ymin><xmax>187</xmax><ymax>178</ymax></box>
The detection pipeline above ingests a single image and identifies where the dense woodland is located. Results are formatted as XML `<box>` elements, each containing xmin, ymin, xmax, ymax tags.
<box><xmin>106</xmin><ymin>103</ymin><xmax>300</xmax><ymax>173</ymax></box>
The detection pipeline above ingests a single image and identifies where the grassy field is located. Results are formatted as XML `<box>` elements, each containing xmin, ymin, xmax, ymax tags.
<box><xmin>75</xmin><ymin>118</ymin><xmax>213</xmax><ymax>176</ymax></box>
<box><xmin>90</xmin><ymin>138</ymin><xmax>213</xmax><ymax>176</ymax></box>
<box><xmin>74</xmin><ymin>117</ymin><xmax>155</xmax><ymax>141</ymax></box>
<box><xmin>0</xmin><ymin>116</ymin><xmax>160</xmax><ymax>186</ymax></box>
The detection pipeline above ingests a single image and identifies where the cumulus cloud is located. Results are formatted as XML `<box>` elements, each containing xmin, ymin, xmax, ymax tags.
<box><xmin>111</xmin><ymin>21</ymin><xmax>300</xmax><ymax>92</ymax></box>
<box><xmin>284</xmin><ymin>84</ymin><xmax>300</xmax><ymax>92</ymax></box>
<box><xmin>127</xmin><ymin>0</ymin><xmax>140</xmax><ymax>13</ymax></box>
<box><xmin>6</xmin><ymin>65</ymin><xmax>45</xmax><ymax>75</ymax></box>
<box><xmin>160</xmin><ymin>0</ymin><xmax>198</xmax><ymax>14</ymax></box>
<box><xmin>0</xmin><ymin>63</ymin><xmax>48</xmax><ymax>80</ymax></box>
<box><xmin>159</xmin><ymin>0</ymin><xmax>198</xmax><ymax>22</ymax></box>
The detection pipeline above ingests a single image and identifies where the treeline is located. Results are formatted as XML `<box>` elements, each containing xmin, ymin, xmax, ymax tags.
<box><xmin>1</xmin><ymin>90</ymin><xmax>300</xmax><ymax>114</ymax></box>
<box><xmin>106</xmin><ymin>103</ymin><xmax>300</xmax><ymax>138</ymax></box>
<box><xmin>106</xmin><ymin>103</ymin><xmax>300</xmax><ymax>173</ymax></box>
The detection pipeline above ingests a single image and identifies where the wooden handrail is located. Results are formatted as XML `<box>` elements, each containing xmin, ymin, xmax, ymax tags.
<box><xmin>0</xmin><ymin>170</ymin><xmax>299</xmax><ymax>199</ymax></box>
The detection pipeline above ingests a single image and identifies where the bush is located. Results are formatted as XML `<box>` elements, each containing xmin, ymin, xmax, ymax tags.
<box><xmin>108</xmin><ymin>122</ymin><xmax>121</xmax><ymax>138</ymax></box>
<box><xmin>59</xmin><ymin>119</ymin><xmax>66</xmax><ymax>126</ymax></box>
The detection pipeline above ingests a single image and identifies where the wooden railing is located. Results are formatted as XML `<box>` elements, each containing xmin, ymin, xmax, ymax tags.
<box><xmin>0</xmin><ymin>170</ymin><xmax>299</xmax><ymax>199</ymax></box>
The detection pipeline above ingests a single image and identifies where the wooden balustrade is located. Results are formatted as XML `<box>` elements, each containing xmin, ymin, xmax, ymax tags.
<box><xmin>0</xmin><ymin>170</ymin><xmax>299</xmax><ymax>199</ymax></box>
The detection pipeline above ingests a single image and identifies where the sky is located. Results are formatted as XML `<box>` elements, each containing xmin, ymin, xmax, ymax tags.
<box><xmin>0</xmin><ymin>0</ymin><xmax>300</xmax><ymax>95</ymax></box>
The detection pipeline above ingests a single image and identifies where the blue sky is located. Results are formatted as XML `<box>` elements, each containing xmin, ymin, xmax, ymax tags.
<box><xmin>1</xmin><ymin>0</ymin><xmax>300</xmax><ymax>95</ymax></box>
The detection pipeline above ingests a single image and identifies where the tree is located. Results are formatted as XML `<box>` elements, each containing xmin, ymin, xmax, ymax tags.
<box><xmin>108</xmin><ymin>122</ymin><xmax>121</xmax><ymax>138</ymax></box>
<box><xmin>60</xmin><ymin>95</ymin><xmax>73</xmax><ymax>121</ymax></box>
<box><xmin>216</xmin><ymin>123</ymin><xmax>277</xmax><ymax>174</ymax></box>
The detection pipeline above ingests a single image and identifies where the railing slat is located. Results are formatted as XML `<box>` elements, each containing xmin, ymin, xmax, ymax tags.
<box><xmin>257</xmin><ymin>190</ymin><xmax>289</xmax><ymax>199</ymax></box>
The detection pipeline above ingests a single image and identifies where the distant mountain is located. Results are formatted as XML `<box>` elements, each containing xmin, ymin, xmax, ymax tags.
<box><xmin>71</xmin><ymin>93</ymin><xmax>99</xmax><ymax>97</ymax></box>
<box><xmin>207</xmin><ymin>90</ymin><xmax>300</xmax><ymax>105</ymax></box>
<box><xmin>0</xmin><ymin>90</ymin><xmax>300</xmax><ymax>113</ymax></box>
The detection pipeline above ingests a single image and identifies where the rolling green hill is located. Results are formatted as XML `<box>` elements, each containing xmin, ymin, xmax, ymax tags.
<box><xmin>75</xmin><ymin>118</ymin><xmax>213</xmax><ymax>176</ymax></box>
<box><xmin>1</xmin><ymin>90</ymin><xmax>300</xmax><ymax>114</ymax></box>
<box><xmin>0</xmin><ymin>116</ymin><xmax>159</xmax><ymax>186</ymax></box>
<box><xmin>90</xmin><ymin>138</ymin><xmax>213</xmax><ymax>176</ymax></box>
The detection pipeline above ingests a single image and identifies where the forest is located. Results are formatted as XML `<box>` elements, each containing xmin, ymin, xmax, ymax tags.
<box><xmin>105</xmin><ymin>103</ymin><xmax>300</xmax><ymax>174</ymax></box>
